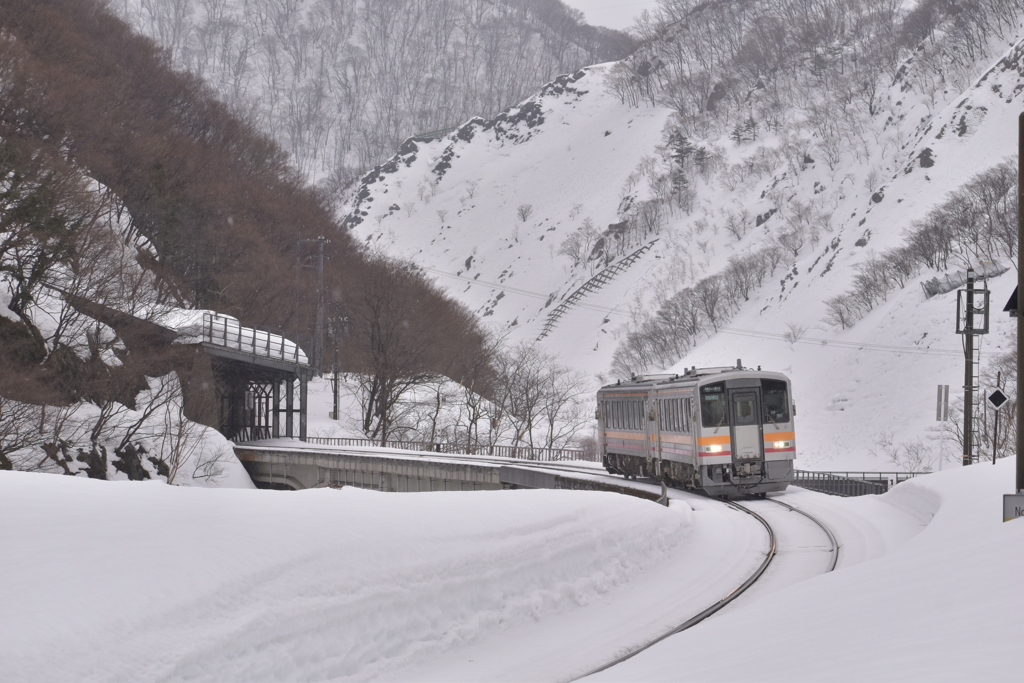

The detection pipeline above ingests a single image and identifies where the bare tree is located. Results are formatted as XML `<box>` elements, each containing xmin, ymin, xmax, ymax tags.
<box><xmin>516</xmin><ymin>203</ymin><xmax>534</xmax><ymax>223</ymax></box>
<box><xmin>0</xmin><ymin>397</ymin><xmax>45</xmax><ymax>471</ymax></box>
<box><xmin>348</xmin><ymin>255</ymin><xmax>459</xmax><ymax>444</ymax></box>
<box><xmin>540</xmin><ymin>365</ymin><xmax>590</xmax><ymax>449</ymax></box>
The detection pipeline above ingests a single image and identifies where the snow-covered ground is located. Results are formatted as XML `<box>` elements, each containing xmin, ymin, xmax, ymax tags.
<box><xmin>3</xmin><ymin>459</ymin><xmax>1020</xmax><ymax>681</ymax></box>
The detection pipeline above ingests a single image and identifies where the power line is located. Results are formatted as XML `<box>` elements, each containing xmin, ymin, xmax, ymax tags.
<box><xmin>421</xmin><ymin>266</ymin><xmax>961</xmax><ymax>357</ymax></box>
<box><xmin>718</xmin><ymin>326</ymin><xmax>963</xmax><ymax>358</ymax></box>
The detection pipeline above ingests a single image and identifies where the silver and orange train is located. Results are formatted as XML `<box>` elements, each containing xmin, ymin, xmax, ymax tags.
<box><xmin>597</xmin><ymin>362</ymin><xmax>795</xmax><ymax>497</ymax></box>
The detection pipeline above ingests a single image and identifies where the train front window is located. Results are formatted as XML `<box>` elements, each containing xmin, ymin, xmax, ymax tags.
<box><xmin>700</xmin><ymin>383</ymin><xmax>727</xmax><ymax>428</ymax></box>
<box><xmin>761</xmin><ymin>379</ymin><xmax>790</xmax><ymax>423</ymax></box>
<box><xmin>732</xmin><ymin>393</ymin><xmax>757</xmax><ymax>425</ymax></box>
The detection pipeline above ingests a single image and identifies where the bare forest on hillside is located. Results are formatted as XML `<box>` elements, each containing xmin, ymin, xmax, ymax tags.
<box><xmin>2</xmin><ymin>0</ymin><xmax>542</xmax><ymax>475</ymax></box>
<box><xmin>111</xmin><ymin>0</ymin><xmax>635</xmax><ymax>189</ymax></box>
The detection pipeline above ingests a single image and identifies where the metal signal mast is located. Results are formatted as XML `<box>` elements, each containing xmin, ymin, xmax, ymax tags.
<box><xmin>956</xmin><ymin>268</ymin><xmax>989</xmax><ymax>466</ymax></box>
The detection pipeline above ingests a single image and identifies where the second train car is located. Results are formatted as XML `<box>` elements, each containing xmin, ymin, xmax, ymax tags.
<box><xmin>597</xmin><ymin>361</ymin><xmax>795</xmax><ymax>497</ymax></box>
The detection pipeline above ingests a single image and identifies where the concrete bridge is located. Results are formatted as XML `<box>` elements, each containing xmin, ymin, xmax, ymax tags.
<box><xmin>234</xmin><ymin>442</ymin><xmax>660</xmax><ymax>501</ymax></box>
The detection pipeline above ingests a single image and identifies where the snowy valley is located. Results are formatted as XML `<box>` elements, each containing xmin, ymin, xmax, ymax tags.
<box><xmin>4</xmin><ymin>1</ymin><xmax>1024</xmax><ymax>681</ymax></box>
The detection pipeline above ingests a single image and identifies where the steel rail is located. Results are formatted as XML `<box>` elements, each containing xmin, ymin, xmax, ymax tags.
<box><xmin>571</xmin><ymin>499</ymin><xmax>776</xmax><ymax>680</ymax></box>
<box><xmin>766</xmin><ymin>497</ymin><xmax>840</xmax><ymax>572</ymax></box>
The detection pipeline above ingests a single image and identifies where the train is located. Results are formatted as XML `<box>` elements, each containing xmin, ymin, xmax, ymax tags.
<box><xmin>597</xmin><ymin>361</ymin><xmax>795</xmax><ymax>498</ymax></box>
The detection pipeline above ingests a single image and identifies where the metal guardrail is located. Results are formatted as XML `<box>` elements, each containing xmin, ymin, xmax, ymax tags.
<box><xmin>202</xmin><ymin>313</ymin><xmax>308</xmax><ymax>365</ymax></box>
<box><xmin>793</xmin><ymin>470</ymin><xmax>923</xmax><ymax>497</ymax></box>
<box><xmin>305</xmin><ymin>436</ymin><xmax>593</xmax><ymax>462</ymax></box>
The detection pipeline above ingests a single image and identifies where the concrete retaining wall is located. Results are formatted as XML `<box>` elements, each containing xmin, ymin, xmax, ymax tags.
<box><xmin>235</xmin><ymin>447</ymin><xmax>504</xmax><ymax>492</ymax></box>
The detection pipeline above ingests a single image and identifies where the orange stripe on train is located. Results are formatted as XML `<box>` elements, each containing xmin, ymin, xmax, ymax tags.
<box><xmin>764</xmin><ymin>431</ymin><xmax>795</xmax><ymax>440</ymax></box>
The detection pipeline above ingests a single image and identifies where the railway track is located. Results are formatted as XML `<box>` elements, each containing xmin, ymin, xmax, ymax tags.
<box><xmin>271</xmin><ymin>443</ymin><xmax>840</xmax><ymax>678</ymax></box>
<box><xmin>574</xmin><ymin>497</ymin><xmax>778</xmax><ymax>679</ymax></box>
<box><xmin>572</xmin><ymin>493</ymin><xmax>840</xmax><ymax>679</ymax></box>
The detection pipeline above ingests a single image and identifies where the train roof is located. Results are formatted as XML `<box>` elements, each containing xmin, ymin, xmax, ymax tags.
<box><xmin>599</xmin><ymin>363</ymin><xmax>789</xmax><ymax>392</ymax></box>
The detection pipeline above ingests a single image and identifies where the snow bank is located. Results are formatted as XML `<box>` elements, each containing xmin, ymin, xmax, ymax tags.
<box><xmin>0</xmin><ymin>472</ymin><xmax>689</xmax><ymax>681</ymax></box>
<box><xmin>593</xmin><ymin>460</ymin><xmax>1024</xmax><ymax>682</ymax></box>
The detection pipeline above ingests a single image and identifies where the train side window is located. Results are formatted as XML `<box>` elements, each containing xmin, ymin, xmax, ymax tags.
<box><xmin>761</xmin><ymin>380</ymin><xmax>791</xmax><ymax>423</ymax></box>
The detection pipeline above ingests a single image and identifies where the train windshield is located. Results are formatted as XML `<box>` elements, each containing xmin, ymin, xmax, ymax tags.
<box><xmin>761</xmin><ymin>379</ymin><xmax>790</xmax><ymax>423</ymax></box>
<box><xmin>700</xmin><ymin>382</ymin><xmax>727</xmax><ymax>428</ymax></box>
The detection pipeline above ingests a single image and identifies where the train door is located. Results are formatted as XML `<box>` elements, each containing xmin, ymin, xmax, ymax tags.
<box><xmin>647</xmin><ymin>388</ymin><xmax>662</xmax><ymax>476</ymax></box>
<box><xmin>728</xmin><ymin>388</ymin><xmax>764</xmax><ymax>462</ymax></box>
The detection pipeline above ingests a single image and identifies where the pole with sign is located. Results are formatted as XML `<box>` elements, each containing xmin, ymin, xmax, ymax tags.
<box><xmin>936</xmin><ymin>384</ymin><xmax>949</xmax><ymax>470</ymax></box>
<box><xmin>1009</xmin><ymin>112</ymin><xmax>1024</xmax><ymax>520</ymax></box>
<box><xmin>987</xmin><ymin>376</ymin><xmax>1006</xmax><ymax>466</ymax></box>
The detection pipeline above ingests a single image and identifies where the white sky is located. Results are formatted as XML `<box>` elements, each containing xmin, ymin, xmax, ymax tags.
<box><xmin>561</xmin><ymin>0</ymin><xmax>662</xmax><ymax>31</ymax></box>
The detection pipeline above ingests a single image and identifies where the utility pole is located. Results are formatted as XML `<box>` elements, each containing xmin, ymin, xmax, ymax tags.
<box><xmin>314</xmin><ymin>236</ymin><xmax>325</xmax><ymax>375</ymax></box>
<box><xmin>1018</xmin><ymin>112</ymin><xmax>1024</xmax><ymax>495</ymax></box>
<box><xmin>298</xmin><ymin>236</ymin><xmax>328</xmax><ymax>374</ymax></box>
<box><xmin>1001</xmin><ymin>114</ymin><xmax>1024</xmax><ymax>520</ymax></box>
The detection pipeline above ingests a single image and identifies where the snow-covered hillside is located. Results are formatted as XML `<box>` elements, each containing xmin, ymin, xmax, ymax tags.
<box><xmin>343</xmin><ymin>15</ymin><xmax>1024</xmax><ymax>470</ymax></box>
<box><xmin>345</xmin><ymin>64</ymin><xmax>672</xmax><ymax>364</ymax></box>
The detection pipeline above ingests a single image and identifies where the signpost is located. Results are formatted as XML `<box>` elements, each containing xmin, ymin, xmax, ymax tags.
<box><xmin>987</xmin><ymin>382</ymin><xmax>1006</xmax><ymax>466</ymax></box>
<box><xmin>1004</xmin><ymin>494</ymin><xmax>1024</xmax><ymax>521</ymax></box>
<box><xmin>936</xmin><ymin>385</ymin><xmax>949</xmax><ymax>470</ymax></box>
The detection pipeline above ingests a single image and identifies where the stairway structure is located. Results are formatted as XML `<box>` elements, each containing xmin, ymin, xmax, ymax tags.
<box><xmin>537</xmin><ymin>240</ymin><xmax>657</xmax><ymax>341</ymax></box>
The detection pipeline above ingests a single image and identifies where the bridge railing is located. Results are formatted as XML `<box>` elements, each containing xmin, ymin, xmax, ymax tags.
<box><xmin>793</xmin><ymin>470</ymin><xmax>924</xmax><ymax>497</ymax></box>
<box><xmin>202</xmin><ymin>312</ymin><xmax>308</xmax><ymax>365</ymax></box>
<box><xmin>305</xmin><ymin>436</ymin><xmax>593</xmax><ymax>462</ymax></box>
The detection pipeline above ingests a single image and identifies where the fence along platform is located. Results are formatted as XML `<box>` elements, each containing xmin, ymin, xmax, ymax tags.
<box><xmin>793</xmin><ymin>470</ymin><xmax>922</xmax><ymax>497</ymax></box>
<box><xmin>304</xmin><ymin>437</ymin><xmax>594</xmax><ymax>462</ymax></box>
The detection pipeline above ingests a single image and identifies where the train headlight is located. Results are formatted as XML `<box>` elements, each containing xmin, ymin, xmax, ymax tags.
<box><xmin>706</xmin><ymin>444</ymin><xmax>724</xmax><ymax>453</ymax></box>
<box><xmin>772</xmin><ymin>441</ymin><xmax>792</xmax><ymax>449</ymax></box>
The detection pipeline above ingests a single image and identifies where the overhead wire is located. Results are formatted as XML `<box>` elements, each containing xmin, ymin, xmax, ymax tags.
<box><xmin>420</xmin><ymin>266</ymin><xmax>963</xmax><ymax>358</ymax></box>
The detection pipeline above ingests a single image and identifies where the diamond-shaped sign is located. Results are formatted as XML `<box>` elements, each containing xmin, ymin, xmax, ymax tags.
<box><xmin>988</xmin><ymin>388</ymin><xmax>1008</xmax><ymax>410</ymax></box>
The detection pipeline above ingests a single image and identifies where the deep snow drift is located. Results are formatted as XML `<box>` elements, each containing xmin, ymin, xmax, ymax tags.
<box><xmin>593</xmin><ymin>459</ymin><xmax>1024</xmax><ymax>683</ymax></box>
<box><xmin>2</xmin><ymin>459</ymin><xmax>1020</xmax><ymax>682</ymax></box>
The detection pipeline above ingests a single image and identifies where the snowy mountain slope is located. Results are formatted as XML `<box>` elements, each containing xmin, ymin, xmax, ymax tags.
<box><xmin>345</xmin><ymin>65</ymin><xmax>674</xmax><ymax>365</ymax></box>
<box><xmin>344</xmin><ymin>17</ymin><xmax>1024</xmax><ymax>470</ymax></box>
<box><xmin>671</xmin><ymin>33</ymin><xmax>1024</xmax><ymax>470</ymax></box>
